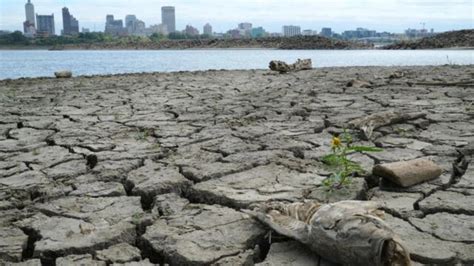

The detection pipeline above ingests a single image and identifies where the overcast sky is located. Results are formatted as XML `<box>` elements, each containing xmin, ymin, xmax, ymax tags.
<box><xmin>1</xmin><ymin>0</ymin><xmax>473</xmax><ymax>33</ymax></box>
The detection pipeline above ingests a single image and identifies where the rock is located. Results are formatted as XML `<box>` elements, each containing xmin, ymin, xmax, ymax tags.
<box><xmin>112</xmin><ymin>259</ymin><xmax>155</xmax><ymax>266</ymax></box>
<box><xmin>418</xmin><ymin>190</ymin><xmax>474</xmax><ymax>215</ymax></box>
<box><xmin>69</xmin><ymin>181</ymin><xmax>126</xmax><ymax>197</ymax></box>
<box><xmin>383</xmin><ymin>214</ymin><xmax>457</xmax><ymax>264</ymax></box>
<box><xmin>1</xmin><ymin>259</ymin><xmax>42</xmax><ymax>266</ymax></box>
<box><xmin>409</xmin><ymin>213</ymin><xmax>474</xmax><ymax>242</ymax></box>
<box><xmin>346</xmin><ymin>79</ymin><xmax>371</xmax><ymax>88</ymax></box>
<box><xmin>56</xmin><ymin>254</ymin><xmax>106</xmax><ymax>266</ymax></box>
<box><xmin>369</xmin><ymin>188</ymin><xmax>423</xmax><ymax>218</ymax></box>
<box><xmin>126</xmin><ymin>160</ymin><xmax>192</xmax><ymax>206</ymax></box>
<box><xmin>54</xmin><ymin>71</ymin><xmax>72</xmax><ymax>78</ymax></box>
<box><xmin>187</xmin><ymin>164</ymin><xmax>324</xmax><ymax>209</ymax></box>
<box><xmin>0</xmin><ymin>227</ymin><xmax>28</xmax><ymax>262</ymax></box>
<box><xmin>373</xmin><ymin>158</ymin><xmax>442</xmax><ymax>187</ymax></box>
<box><xmin>269</xmin><ymin>59</ymin><xmax>312</xmax><ymax>73</ymax></box>
<box><xmin>256</xmin><ymin>241</ymin><xmax>321</xmax><ymax>266</ymax></box>
<box><xmin>141</xmin><ymin>204</ymin><xmax>266</xmax><ymax>265</ymax></box>
<box><xmin>212</xmin><ymin>249</ymin><xmax>255</xmax><ymax>266</ymax></box>
<box><xmin>96</xmin><ymin>243</ymin><xmax>142</xmax><ymax>264</ymax></box>
<box><xmin>152</xmin><ymin>193</ymin><xmax>189</xmax><ymax>216</ymax></box>
<box><xmin>16</xmin><ymin>213</ymin><xmax>136</xmax><ymax>263</ymax></box>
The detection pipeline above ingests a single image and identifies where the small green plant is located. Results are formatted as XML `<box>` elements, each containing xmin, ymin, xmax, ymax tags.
<box><xmin>135</xmin><ymin>128</ymin><xmax>153</xmax><ymax>141</ymax></box>
<box><xmin>322</xmin><ymin>130</ymin><xmax>382</xmax><ymax>191</ymax></box>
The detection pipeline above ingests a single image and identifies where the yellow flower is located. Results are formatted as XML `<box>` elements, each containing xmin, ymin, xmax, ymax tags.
<box><xmin>331</xmin><ymin>137</ymin><xmax>342</xmax><ymax>148</ymax></box>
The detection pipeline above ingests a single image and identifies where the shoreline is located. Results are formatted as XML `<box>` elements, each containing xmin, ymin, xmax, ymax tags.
<box><xmin>1</xmin><ymin>45</ymin><xmax>474</xmax><ymax>51</ymax></box>
<box><xmin>1</xmin><ymin>64</ymin><xmax>473</xmax><ymax>82</ymax></box>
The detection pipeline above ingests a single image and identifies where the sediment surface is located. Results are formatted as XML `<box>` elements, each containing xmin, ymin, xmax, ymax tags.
<box><xmin>0</xmin><ymin>65</ymin><xmax>473</xmax><ymax>265</ymax></box>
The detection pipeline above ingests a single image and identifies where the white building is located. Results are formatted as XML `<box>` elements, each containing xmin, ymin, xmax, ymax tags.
<box><xmin>283</xmin><ymin>25</ymin><xmax>301</xmax><ymax>37</ymax></box>
<box><xmin>203</xmin><ymin>23</ymin><xmax>213</xmax><ymax>36</ymax></box>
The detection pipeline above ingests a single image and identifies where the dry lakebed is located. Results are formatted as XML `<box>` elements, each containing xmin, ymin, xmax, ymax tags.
<box><xmin>0</xmin><ymin>65</ymin><xmax>473</xmax><ymax>265</ymax></box>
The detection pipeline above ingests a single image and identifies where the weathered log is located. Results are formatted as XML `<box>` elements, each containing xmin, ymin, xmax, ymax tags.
<box><xmin>349</xmin><ymin>111</ymin><xmax>426</xmax><ymax>140</ymax></box>
<box><xmin>54</xmin><ymin>71</ymin><xmax>72</xmax><ymax>78</ymax></box>
<box><xmin>245</xmin><ymin>200</ymin><xmax>411</xmax><ymax>266</ymax></box>
<box><xmin>269</xmin><ymin>59</ymin><xmax>312</xmax><ymax>73</ymax></box>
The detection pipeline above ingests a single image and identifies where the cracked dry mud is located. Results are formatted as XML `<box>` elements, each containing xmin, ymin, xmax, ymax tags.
<box><xmin>0</xmin><ymin>65</ymin><xmax>473</xmax><ymax>265</ymax></box>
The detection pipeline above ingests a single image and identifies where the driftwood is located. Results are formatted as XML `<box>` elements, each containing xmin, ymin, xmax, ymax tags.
<box><xmin>246</xmin><ymin>200</ymin><xmax>411</xmax><ymax>266</ymax></box>
<box><xmin>349</xmin><ymin>111</ymin><xmax>426</xmax><ymax>140</ymax></box>
<box><xmin>269</xmin><ymin>59</ymin><xmax>312</xmax><ymax>73</ymax></box>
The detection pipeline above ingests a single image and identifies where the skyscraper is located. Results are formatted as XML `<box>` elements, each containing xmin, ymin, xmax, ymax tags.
<box><xmin>36</xmin><ymin>14</ymin><xmax>55</xmax><ymax>36</ymax></box>
<box><xmin>161</xmin><ymin>6</ymin><xmax>176</xmax><ymax>33</ymax></box>
<box><xmin>203</xmin><ymin>23</ymin><xmax>213</xmax><ymax>36</ymax></box>
<box><xmin>24</xmin><ymin>0</ymin><xmax>36</xmax><ymax>36</ymax></box>
<box><xmin>62</xmin><ymin>7</ymin><xmax>79</xmax><ymax>36</ymax></box>
<box><xmin>25</xmin><ymin>0</ymin><xmax>35</xmax><ymax>26</ymax></box>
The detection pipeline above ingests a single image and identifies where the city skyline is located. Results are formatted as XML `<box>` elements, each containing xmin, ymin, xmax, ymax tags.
<box><xmin>1</xmin><ymin>0</ymin><xmax>472</xmax><ymax>34</ymax></box>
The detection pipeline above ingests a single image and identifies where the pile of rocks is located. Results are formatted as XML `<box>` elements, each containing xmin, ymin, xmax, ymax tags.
<box><xmin>383</xmin><ymin>29</ymin><xmax>474</xmax><ymax>49</ymax></box>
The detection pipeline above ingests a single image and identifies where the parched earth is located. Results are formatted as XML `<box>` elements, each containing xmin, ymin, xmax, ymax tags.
<box><xmin>0</xmin><ymin>65</ymin><xmax>473</xmax><ymax>265</ymax></box>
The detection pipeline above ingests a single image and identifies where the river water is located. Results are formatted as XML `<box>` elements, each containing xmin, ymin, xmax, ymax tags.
<box><xmin>0</xmin><ymin>49</ymin><xmax>472</xmax><ymax>79</ymax></box>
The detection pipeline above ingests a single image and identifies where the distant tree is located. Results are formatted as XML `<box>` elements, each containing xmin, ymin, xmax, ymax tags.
<box><xmin>150</xmin><ymin>33</ymin><xmax>165</xmax><ymax>42</ymax></box>
<box><xmin>0</xmin><ymin>31</ymin><xmax>29</xmax><ymax>45</ymax></box>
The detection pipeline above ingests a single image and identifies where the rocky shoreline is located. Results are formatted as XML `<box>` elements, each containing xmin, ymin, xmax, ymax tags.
<box><xmin>383</xmin><ymin>30</ymin><xmax>474</xmax><ymax>50</ymax></box>
<box><xmin>0</xmin><ymin>65</ymin><xmax>473</xmax><ymax>265</ymax></box>
<box><xmin>1</xmin><ymin>36</ymin><xmax>371</xmax><ymax>51</ymax></box>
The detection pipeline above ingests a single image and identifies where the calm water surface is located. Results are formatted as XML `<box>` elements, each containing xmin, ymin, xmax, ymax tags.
<box><xmin>0</xmin><ymin>49</ymin><xmax>472</xmax><ymax>79</ymax></box>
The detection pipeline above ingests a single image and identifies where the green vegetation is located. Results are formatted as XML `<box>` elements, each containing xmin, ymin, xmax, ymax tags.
<box><xmin>0</xmin><ymin>30</ymin><xmax>212</xmax><ymax>46</ymax></box>
<box><xmin>322</xmin><ymin>130</ymin><xmax>382</xmax><ymax>191</ymax></box>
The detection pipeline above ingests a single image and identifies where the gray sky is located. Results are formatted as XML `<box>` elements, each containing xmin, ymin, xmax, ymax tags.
<box><xmin>1</xmin><ymin>0</ymin><xmax>473</xmax><ymax>33</ymax></box>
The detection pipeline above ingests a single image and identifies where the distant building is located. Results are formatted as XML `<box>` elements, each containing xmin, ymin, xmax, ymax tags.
<box><xmin>146</xmin><ymin>24</ymin><xmax>168</xmax><ymax>36</ymax></box>
<box><xmin>82</xmin><ymin>28</ymin><xmax>90</xmax><ymax>33</ymax></box>
<box><xmin>283</xmin><ymin>25</ymin><xmax>301</xmax><ymax>37</ymax></box>
<box><xmin>185</xmin><ymin>25</ymin><xmax>199</xmax><ymax>36</ymax></box>
<box><xmin>24</xmin><ymin>0</ymin><xmax>36</xmax><ymax>37</ymax></box>
<box><xmin>238</xmin><ymin>22</ymin><xmax>252</xmax><ymax>31</ymax></box>
<box><xmin>36</xmin><ymin>14</ymin><xmax>55</xmax><ymax>37</ymax></box>
<box><xmin>203</xmin><ymin>23</ymin><xmax>213</xmax><ymax>36</ymax></box>
<box><xmin>105</xmin><ymin>14</ymin><xmax>126</xmax><ymax>36</ymax></box>
<box><xmin>302</xmin><ymin>29</ymin><xmax>316</xmax><ymax>36</ymax></box>
<box><xmin>320</xmin><ymin>27</ymin><xmax>332</xmax><ymax>37</ymax></box>
<box><xmin>62</xmin><ymin>7</ymin><xmax>79</xmax><ymax>35</ymax></box>
<box><xmin>125</xmin><ymin>15</ymin><xmax>146</xmax><ymax>36</ymax></box>
<box><xmin>227</xmin><ymin>29</ymin><xmax>242</xmax><ymax>39</ymax></box>
<box><xmin>342</xmin><ymin>28</ymin><xmax>376</xmax><ymax>39</ymax></box>
<box><xmin>251</xmin><ymin>27</ymin><xmax>266</xmax><ymax>38</ymax></box>
<box><xmin>161</xmin><ymin>6</ymin><xmax>176</xmax><ymax>33</ymax></box>
<box><xmin>0</xmin><ymin>30</ymin><xmax>11</xmax><ymax>36</ymax></box>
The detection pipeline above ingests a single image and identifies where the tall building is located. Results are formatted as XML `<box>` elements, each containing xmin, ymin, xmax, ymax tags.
<box><xmin>125</xmin><ymin>15</ymin><xmax>137</xmax><ymax>33</ymax></box>
<box><xmin>203</xmin><ymin>23</ymin><xmax>212</xmax><ymax>36</ymax></box>
<box><xmin>25</xmin><ymin>0</ymin><xmax>35</xmax><ymax>26</ymax></box>
<box><xmin>185</xmin><ymin>25</ymin><xmax>199</xmax><ymax>36</ymax></box>
<box><xmin>105</xmin><ymin>14</ymin><xmax>125</xmax><ymax>36</ymax></box>
<box><xmin>320</xmin><ymin>27</ymin><xmax>333</xmax><ymax>37</ymax></box>
<box><xmin>283</xmin><ymin>25</ymin><xmax>301</xmax><ymax>37</ymax></box>
<box><xmin>161</xmin><ymin>6</ymin><xmax>176</xmax><ymax>33</ymax></box>
<box><xmin>23</xmin><ymin>0</ymin><xmax>36</xmax><ymax>36</ymax></box>
<box><xmin>62</xmin><ymin>7</ymin><xmax>79</xmax><ymax>35</ymax></box>
<box><xmin>36</xmin><ymin>14</ymin><xmax>55</xmax><ymax>36</ymax></box>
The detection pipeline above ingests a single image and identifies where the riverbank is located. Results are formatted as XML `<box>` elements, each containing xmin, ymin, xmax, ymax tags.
<box><xmin>383</xmin><ymin>29</ymin><xmax>474</xmax><ymax>49</ymax></box>
<box><xmin>0</xmin><ymin>35</ymin><xmax>371</xmax><ymax>50</ymax></box>
<box><xmin>0</xmin><ymin>65</ymin><xmax>473</xmax><ymax>265</ymax></box>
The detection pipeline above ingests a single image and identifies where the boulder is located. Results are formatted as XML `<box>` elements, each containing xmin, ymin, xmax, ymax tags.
<box><xmin>54</xmin><ymin>71</ymin><xmax>72</xmax><ymax>78</ymax></box>
<box><xmin>373</xmin><ymin>158</ymin><xmax>442</xmax><ymax>187</ymax></box>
